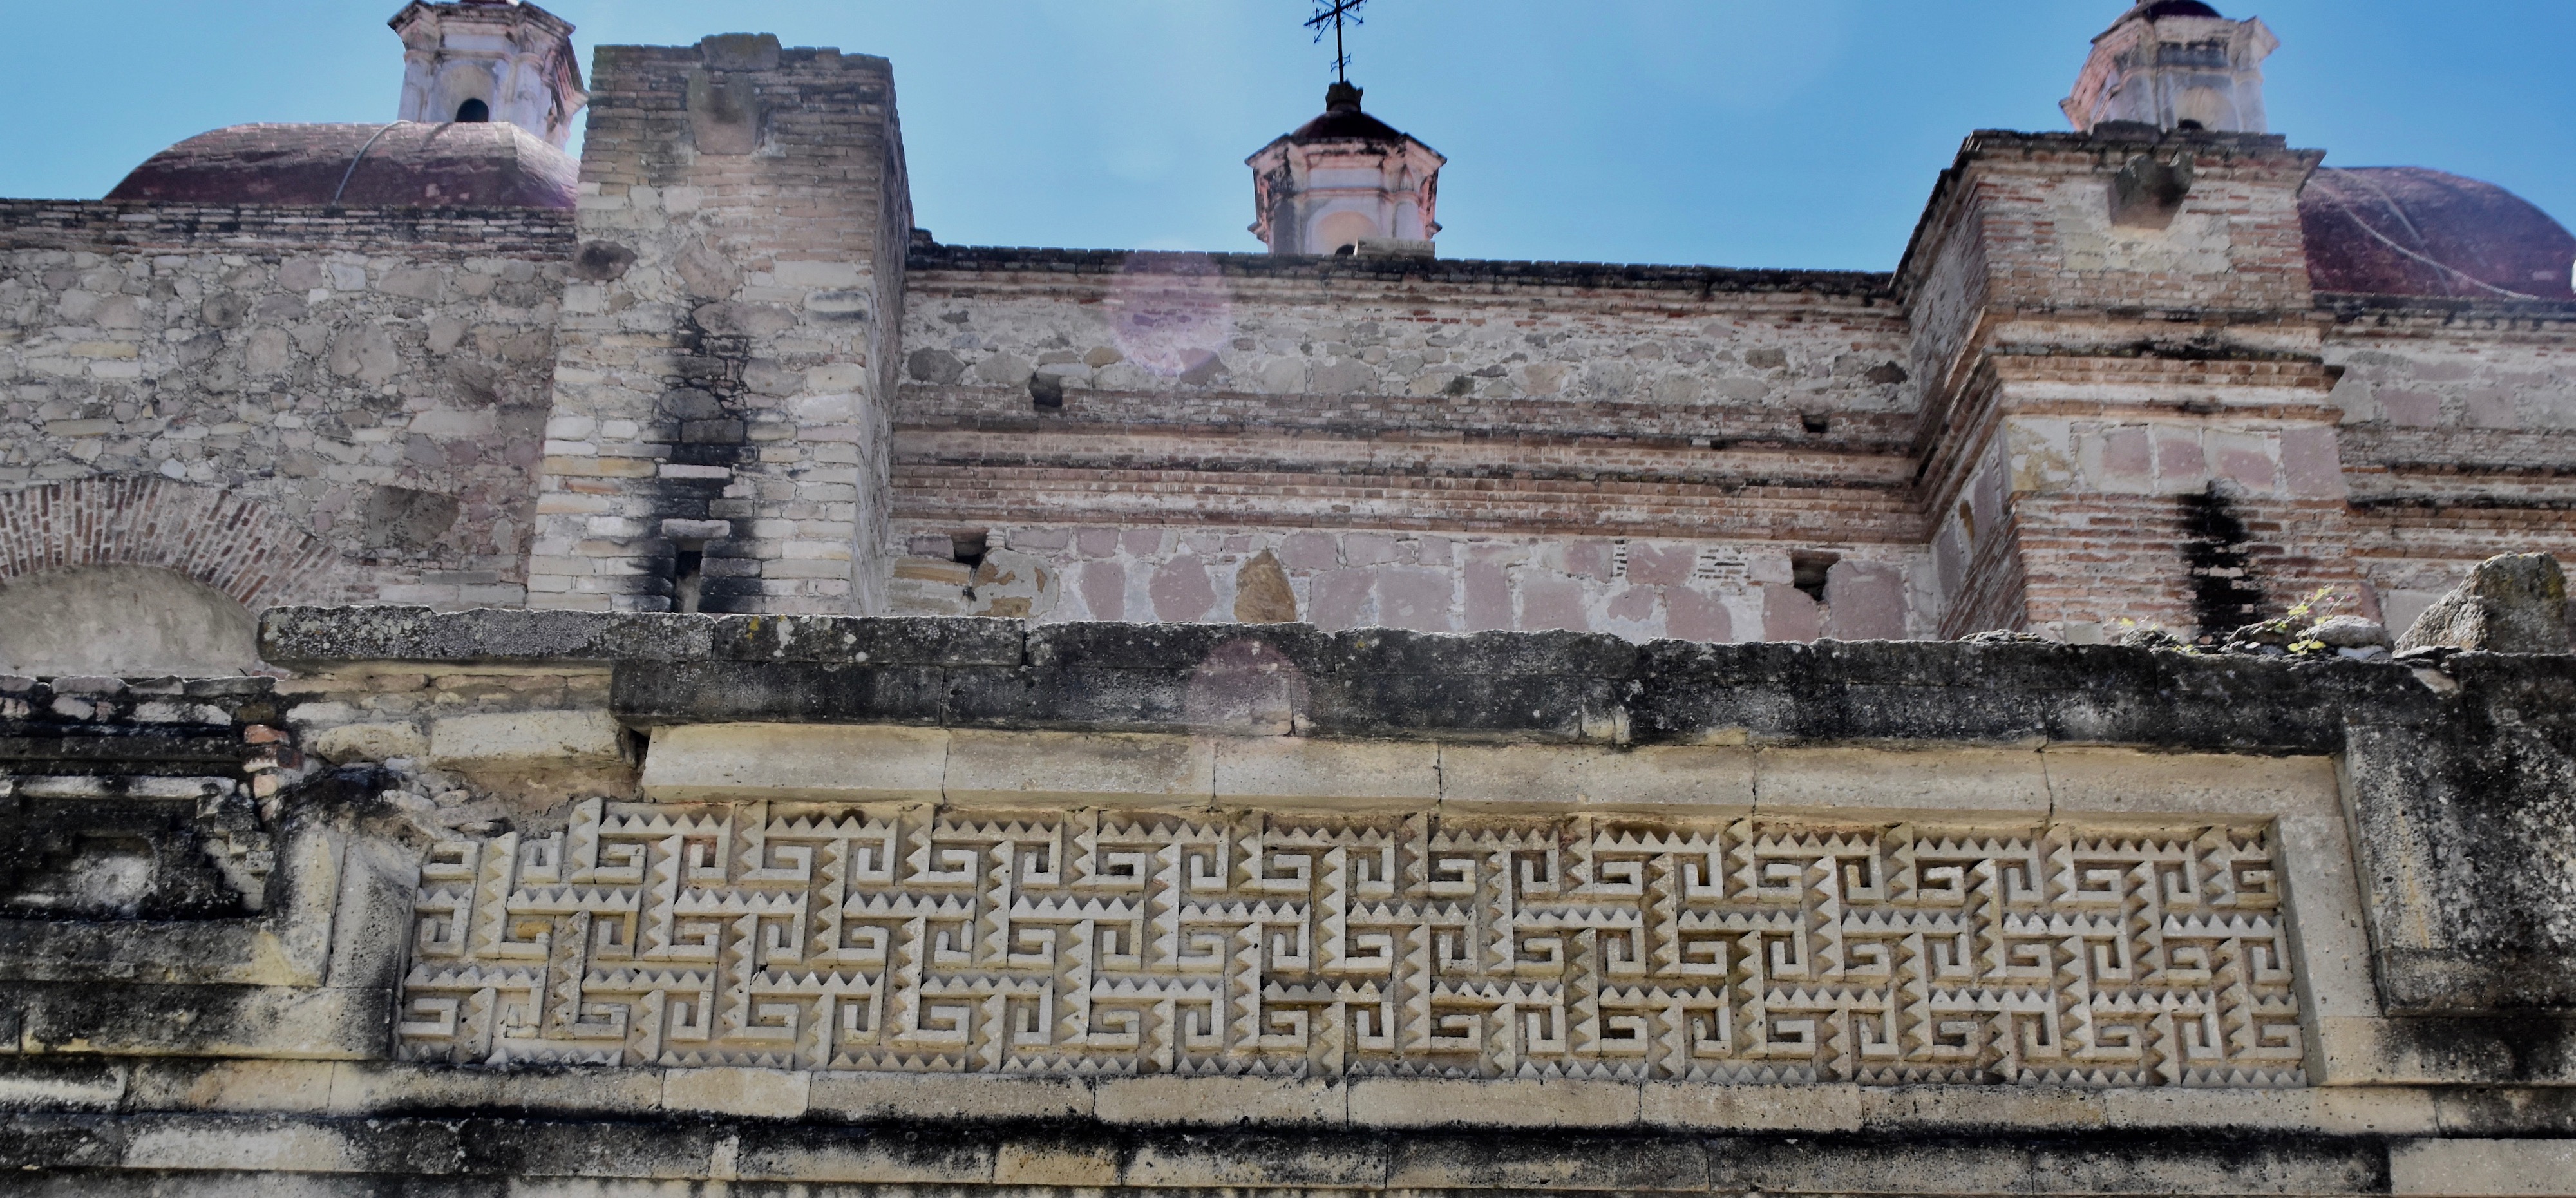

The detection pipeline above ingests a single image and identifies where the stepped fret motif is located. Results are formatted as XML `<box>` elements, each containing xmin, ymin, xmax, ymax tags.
<box><xmin>397</xmin><ymin>802</ymin><xmax>2307</xmax><ymax>1085</ymax></box>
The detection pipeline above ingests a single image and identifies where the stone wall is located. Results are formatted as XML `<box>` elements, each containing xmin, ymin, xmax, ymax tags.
<box><xmin>2322</xmin><ymin>298</ymin><xmax>2576</xmax><ymax>633</ymax></box>
<box><xmin>0</xmin><ymin>202</ymin><xmax>572</xmax><ymax>607</ymax></box>
<box><xmin>1882</xmin><ymin>128</ymin><xmax>2576</xmax><ymax>642</ymax></box>
<box><xmin>887</xmin><ymin>249</ymin><xmax>1932</xmax><ymax>638</ymax></box>
<box><xmin>4</xmin><ymin>606</ymin><xmax>2575</xmax><ymax>1192</ymax></box>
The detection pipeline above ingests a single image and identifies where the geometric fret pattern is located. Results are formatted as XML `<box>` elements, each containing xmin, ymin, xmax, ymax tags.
<box><xmin>397</xmin><ymin>801</ymin><xmax>2306</xmax><ymax>1086</ymax></box>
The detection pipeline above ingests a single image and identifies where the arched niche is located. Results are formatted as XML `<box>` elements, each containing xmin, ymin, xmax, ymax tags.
<box><xmin>1314</xmin><ymin>210</ymin><xmax>1378</xmax><ymax>255</ymax></box>
<box><xmin>0</xmin><ymin>564</ymin><xmax>261</xmax><ymax>677</ymax></box>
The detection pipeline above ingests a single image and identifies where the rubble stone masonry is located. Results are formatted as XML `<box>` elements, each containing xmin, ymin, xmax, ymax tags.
<box><xmin>0</xmin><ymin>202</ymin><xmax>572</xmax><ymax>607</ymax></box>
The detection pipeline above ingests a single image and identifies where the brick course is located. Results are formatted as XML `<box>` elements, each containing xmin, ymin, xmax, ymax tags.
<box><xmin>0</xmin><ymin>475</ymin><xmax>354</xmax><ymax>608</ymax></box>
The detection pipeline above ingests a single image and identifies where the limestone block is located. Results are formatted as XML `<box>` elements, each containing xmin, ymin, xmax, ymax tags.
<box><xmin>995</xmin><ymin>1139</ymin><xmax>1121</xmax><ymax>1186</ymax></box>
<box><xmin>2390</xmin><ymin>1138</ymin><xmax>2576</xmax><ymax>1195</ymax></box>
<box><xmin>2035</xmin><ymin>1135</ymin><xmax>2385</xmax><ymax>1197</ymax></box>
<box><xmin>304</xmin><ymin>721</ymin><xmax>429</xmax><ymax>765</ymax></box>
<box><xmin>2043</xmin><ymin>748</ymin><xmax>2338</xmax><ymax>817</ymax></box>
<box><xmin>1093</xmin><ymin>1076</ymin><xmax>1343</xmax><ymax>1126</ymax></box>
<box><xmin>2102</xmin><ymin>1086</ymin><xmax>2438</xmax><ymax>1135</ymax></box>
<box><xmin>807</xmin><ymin>1072</ymin><xmax>1089</xmax><ymax>1121</ymax></box>
<box><xmin>1641</xmin><ymin>1081</ymin><xmax>1861</xmax><ymax>1131</ymax></box>
<box><xmin>128</xmin><ymin>1059</ymin><xmax>336</xmax><ymax>1114</ymax></box>
<box><xmin>641</xmin><ymin>723</ymin><xmax>946</xmax><ymax>801</ymax></box>
<box><xmin>2278</xmin><ymin>812</ymin><xmax>2383</xmax><ymax>1024</ymax></box>
<box><xmin>1387</xmin><ymin>1133</ymin><xmax>1708</xmax><ymax>1192</ymax></box>
<box><xmin>328</xmin><ymin>1061</ymin><xmax>663</xmax><ymax>1117</ymax></box>
<box><xmin>1756</xmin><ymin>746</ymin><xmax>2049</xmax><ymax>814</ymax></box>
<box><xmin>1861</xmin><ymin>1084</ymin><xmax>2106</xmax><ymax>1131</ymax></box>
<box><xmin>2312</xmin><ymin>1019</ymin><xmax>2576</xmax><ymax>1087</ymax></box>
<box><xmin>1709</xmin><ymin>1139</ymin><xmax>2032</xmax><ymax>1198</ymax></box>
<box><xmin>122</xmin><ymin>1117</ymin><xmax>369</xmax><ymax>1172</ymax></box>
<box><xmin>21</xmin><ymin>984</ymin><xmax>390</xmax><ymax>1060</ymax></box>
<box><xmin>943</xmin><ymin>730</ymin><xmax>1213</xmax><ymax>807</ymax></box>
<box><xmin>0</xmin><ymin>1058</ymin><xmax>127</xmax><ymax>1112</ymax></box>
<box><xmin>1347</xmin><ymin>1077</ymin><xmax>1638</xmax><ymax>1128</ymax></box>
<box><xmin>428</xmin><ymin>709</ymin><xmax>625</xmax><ymax>770</ymax></box>
<box><xmin>732</xmin><ymin>1123</ymin><xmax>994</xmax><ymax>1184</ymax></box>
<box><xmin>1440</xmin><ymin>743</ymin><xmax>1755</xmax><ymax>812</ymax></box>
<box><xmin>1211</xmin><ymin>737</ymin><xmax>1439</xmax><ymax>808</ymax></box>
<box><xmin>661</xmin><ymin>1066</ymin><xmax>808</xmax><ymax>1118</ymax></box>
<box><xmin>1124</xmin><ymin>1134</ymin><xmax>1385</xmax><ymax>1189</ymax></box>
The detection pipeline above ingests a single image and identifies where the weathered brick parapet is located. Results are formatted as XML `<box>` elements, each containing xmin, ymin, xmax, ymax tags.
<box><xmin>909</xmin><ymin>242</ymin><xmax>1899</xmax><ymax>298</ymax></box>
<box><xmin>0</xmin><ymin>199</ymin><xmax>575</xmax><ymax>256</ymax></box>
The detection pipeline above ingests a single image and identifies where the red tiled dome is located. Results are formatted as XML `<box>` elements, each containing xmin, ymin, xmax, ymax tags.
<box><xmin>106</xmin><ymin>121</ymin><xmax>577</xmax><ymax>209</ymax></box>
<box><xmin>2301</xmin><ymin>166</ymin><xmax>2576</xmax><ymax>301</ymax></box>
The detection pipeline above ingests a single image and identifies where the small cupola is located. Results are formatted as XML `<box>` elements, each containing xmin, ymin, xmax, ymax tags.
<box><xmin>390</xmin><ymin>0</ymin><xmax>588</xmax><ymax>147</ymax></box>
<box><xmin>2062</xmin><ymin>1</ymin><xmax>2277</xmax><ymax>134</ymax></box>
<box><xmin>1246</xmin><ymin>82</ymin><xmax>1446</xmax><ymax>256</ymax></box>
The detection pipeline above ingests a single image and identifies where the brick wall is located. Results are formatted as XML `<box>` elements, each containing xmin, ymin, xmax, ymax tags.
<box><xmin>888</xmin><ymin>249</ymin><xmax>1926</xmax><ymax>639</ymax></box>
<box><xmin>0</xmin><ymin>201</ymin><xmax>571</xmax><ymax>607</ymax></box>
<box><xmin>888</xmin><ymin>519</ymin><xmax>1927</xmax><ymax>642</ymax></box>
<box><xmin>527</xmin><ymin>35</ymin><xmax>910</xmax><ymax>614</ymax></box>
<box><xmin>0</xmin><ymin>474</ymin><xmax>354</xmax><ymax>609</ymax></box>
<box><xmin>2318</xmin><ymin>300</ymin><xmax>2576</xmax><ymax>630</ymax></box>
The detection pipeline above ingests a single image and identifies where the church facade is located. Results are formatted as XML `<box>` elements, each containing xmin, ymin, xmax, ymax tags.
<box><xmin>3</xmin><ymin>3</ymin><xmax>2575</xmax><ymax>1194</ymax></box>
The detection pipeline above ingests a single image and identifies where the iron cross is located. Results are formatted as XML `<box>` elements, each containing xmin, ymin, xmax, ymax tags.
<box><xmin>1306</xmin><ymin>0</ymin><xmax>1368</xmax><ymax>83</ymax></box>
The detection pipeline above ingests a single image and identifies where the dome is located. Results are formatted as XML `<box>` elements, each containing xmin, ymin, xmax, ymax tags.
<box><xmin>106</xmin><ymin>121</ymin><xmax>578</xmax><ymax>209</ymax></box>
<box><xmin>2301</xmin><ymin>167</ymin><xmax>2576</xmax><ymax>301</ymax></box>
<box><xmin>1280</xmin><ymin>82</ymin><xmax>1430</xmax><ymax>150</ymax></box>
<box><xmin>2135</xmin><ymin>1</ymin><xmax>2224</xmax><ymax>18</ymax></box>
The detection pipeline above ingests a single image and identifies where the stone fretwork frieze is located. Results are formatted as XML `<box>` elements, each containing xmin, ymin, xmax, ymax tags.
<box><xmin>398</xmin><ymin>801</ymin><xmax>2306</xmax><ymax>1086</ymax></box>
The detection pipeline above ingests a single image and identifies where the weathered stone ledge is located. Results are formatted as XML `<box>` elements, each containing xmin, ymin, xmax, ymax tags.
<box><xmin>261</xmin><ymin>605</ymin><xmax>2483</xmax><ymax>752</ymax></box>
<box><xmin>29</xmin><ymin>1058</ymin><xmax>2570</xmax><ymax>1136</ymax></box>
<box><xmin>250</xmin><ymin>606</ymin><xmax>2576</xmax><ymax>1015</ymax></box>
<box><xmin>905</xmin><ymin>242</ymin><xmax>1899</xmax><ymax>298</ymax></box>
<box><xmin>2</xmin><ymin>1098</ymin><xmax>2569</xmax><ymax>1195</ymax></box>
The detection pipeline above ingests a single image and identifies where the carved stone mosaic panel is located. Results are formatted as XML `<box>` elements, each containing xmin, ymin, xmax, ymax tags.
<box><xmin>397</xmin><ymin>801</ymin><xmax>2307</xmax><ymax>1085</ymax></box>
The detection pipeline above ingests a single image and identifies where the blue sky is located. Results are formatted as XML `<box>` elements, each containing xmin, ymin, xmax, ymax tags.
<box><xmin>6</xmin><ymin>1</ymin><xmax>2573</xmax><ymax>271</ymax></box>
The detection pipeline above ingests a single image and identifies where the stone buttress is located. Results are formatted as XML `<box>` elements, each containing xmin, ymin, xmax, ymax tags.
<box><xmin>529</xmin><ymin>35</ymin><xmax>910</xmax><ymax>614</ymax></box>
<box><xmin>1901</xmin><ymin>127</ymin><xmax>2356</xmax><ymax>642</ymax></box>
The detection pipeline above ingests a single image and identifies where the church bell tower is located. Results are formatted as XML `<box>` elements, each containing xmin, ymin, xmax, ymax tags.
<box><xmin>1247</xmin><ymin>81</ymin><xmax>1446</xmax><ymax>256</ymax></box>
<box><xmin>2062</xmin><ymin>1</ymin><xmax>2277</xmax><ymax>134</ymax></box>
<box><xmin>390</xmin><ymin>0</ymin><xmax>588</xmax><ymax>147</ymax></box>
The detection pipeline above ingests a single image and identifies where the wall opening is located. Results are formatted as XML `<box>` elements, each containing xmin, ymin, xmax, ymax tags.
<box><xmin>0</xmin><ymin>564</ymin><xmax>260</xmax><ymax>677</ymax></box>
<box><xmin>1791</xmin><ymin>551</ymin><xmax>1840</xmax><ymax>605</ymax></box>
<box><xmin>455</xmin><ymin>98</ymin><xmax>491</xmax><ymax>123</ymax></box>
<box><xmin>1315</xmin><ymin>211</ymin><xmax>1377</xmax><ymax>256</ymax></box>
<box><xmin>672</xmin><ymin>545</ymin><xmax>706</xmax><ymax>614</ymax></box>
